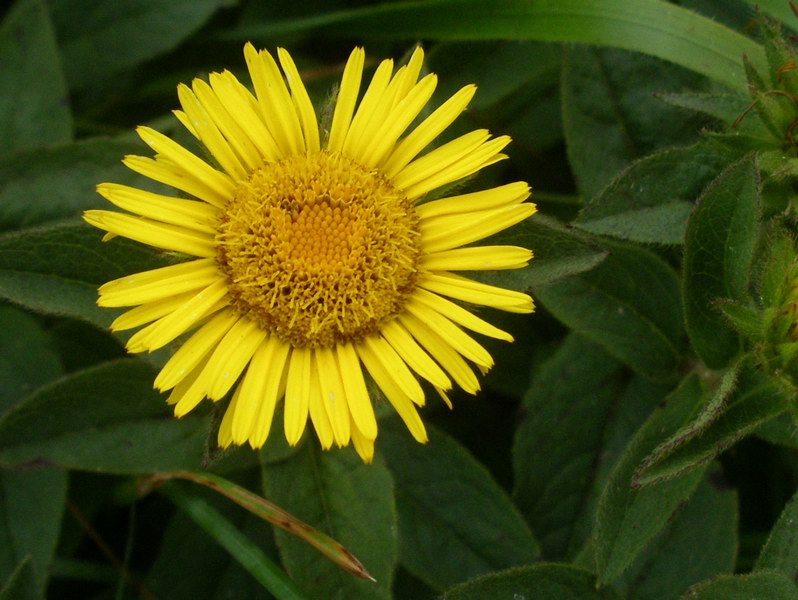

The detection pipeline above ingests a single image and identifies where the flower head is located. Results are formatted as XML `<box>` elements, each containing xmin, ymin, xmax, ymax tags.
<box><xmin>84</xmin><ymin>44</ymin><xmax>536</xmax><ymax>462</ymax></box>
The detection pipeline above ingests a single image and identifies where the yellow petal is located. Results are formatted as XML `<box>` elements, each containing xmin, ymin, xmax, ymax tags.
<box><xmin>277</xmin><ymin>47</ymin><xmax>320</xmax><ymax>153</ymax></box>
<box><xmin>155</xmin><ymin>310</ymin><xmax>239</xmax><ymax>391</ymax></box>
<box><xmin>327</xmin><ymin>47</ymin><xmax>365</xmax><ymax>152</ymax></box>
<box><xmin>380</xmin><ymin>320</ymin><xmax>451</xmax><ymax>390</ymax></box>
<box><xmin>284</xmin><ymin>347</ymin><xmax>312</xmax><ymax>445</ymax></box>
<box><xmin>418</xmin><ymin>272</ymin><xmax>535</xmax><ymax>313</ymax></box>
<box><xmin>335</xmin><ymin>343</ymin><xmax>378</xmax><ymax>440</ymax></box>
<box><xmin>84</xmin><ymin>211</ymin><xmax>215</xmax><ymax>258</ymax></box>
<box><xmin>421</xmin><ymin>246</ymin><xmax>532</xmax><ymax>272</ymax></box>
<box><xmin>416</xmin><ymin>181</ymin><xmax>530</xmax><ymax>219</ymax></box>
<box><xmin>96</xmin><ymin>183</ymin><xmax>220</xmax><ymax>234</ymax></box>
<box><xmin>399</xmin><ymin>313</ymin><xmax>480</xmax><ymax>394</ymax></box>
<box><xmin>382</xmin><ymin>84</ymin><xmax>476</xmax><ymax>178</ymax></box>
<box><xmin>98</xmin><ymin>259</ymin><xmax>219</xmax><ymax>308</ymax></box>
<box><xmin>356</xmin><ymin>340</ymin><xmax>428</xmax><ymax>443</ymax></box>
<box><xmin>315</xmin><ymin>347</ymin><xmax>351</xmax><ymax>447</ymax></box>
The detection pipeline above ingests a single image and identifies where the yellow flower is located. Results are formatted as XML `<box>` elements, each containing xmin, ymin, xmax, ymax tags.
<box><xmin>84</xmin><ymin>44</ymin><xmax>536</xmax><ymax>462</ymax></box>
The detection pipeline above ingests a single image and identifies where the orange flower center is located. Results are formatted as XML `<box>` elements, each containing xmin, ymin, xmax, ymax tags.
<box><xmin>216</xmin><ymin>151</ymin><xmax>421</xmax><ymax>348</ymax></box>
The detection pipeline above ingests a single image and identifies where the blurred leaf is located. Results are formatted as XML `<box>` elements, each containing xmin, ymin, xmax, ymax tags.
<box><xmin>512</xmin><ymin>334</ymin><xmax>626</xmax><ymax>559</ymax></box>
<box><xmin>261</xmin><ymin>445</ymin><xmax>397</xmax><ymax>600</ymax></box>
<box><xmin>223</xmin><ymin>0</ymin><xmax>763</xmax><ymax>90</ymax></box>
<box><xmin>756</xmin><ymin>486</ymin><xmax>798</xmax><ymax>579</ymax></box>
<box><xmin>746</xmin><ymin>0</ymin><xmax>798</xmax><ymax>33</ymax></box>
<box><xmin>147</xmin><ymin>506</ymin><xmax>277</xmax><ymax>600</ymax></box>
<box><xmin>163</xmin><ymin>485</ymin><xmax>308</xmax><ymax>600</ymax></box>
<box><xmin>0</xmin><ymin>0</ymin><xmax>71</xmax><ymax>154</ymax></box>
<box><xmin>0</xmin><ymin>359</ymin><xmax>207</xmax><ymax>473</ymax></box>
<box><xmin>47</xmin><ymin>0</ymin><xmax>223</xmax><ymax>91</ymax></box>
<box><xmin>635</xmin><ymin>367</ymin><xmax>789</xmax><ymax>487</ymax></box>
<box><xmin>536</xmin><ymin>241</ymin><xmax>683</xmax><ymax>380</ymax></box>
<box><xmin>594</xmin><ymin>374</ymin><xmax>706</xmax><ymax>583</ymax></box>
<box><xmin>0</xmin><ymin>558</ymin><xmax>39</xmax><ymax>600</ymax></box>
<box><xmin>633</xmin><ymin>360</ymin><xmax>742</xmax><ymax>485</ymax></box>
<box><xmin>428</xmin><ymin>41</ymin><xmax>561</xmax><ymax>111</ymax></box>
<box><xmin>614</xmin><ymin>473</ymin><xmax>738</xmax><ymax>599</ymax></box>
<box><xmin>0</xmin><ymin>224</ymin><xmax>170</xmax><ymax>327</ymax></box>
<box><xmin>562</xmin><ymin>47</ymin><xmax>709</xmax><ymax>200</ymax></box>
<box><xmin>379</xmin><ymin>417</ymin><xmax>539</xmax><ymax>591</ymax></box>
<box><xmin>0</xmin><ymin>137</ymin><xmax>162</xmax><ymax>232</ymax></box>
<box><xmin>680</xmin><ymin>571</ymin><xmax>798</xmax><ymax>599</ymax></box>
<box><xmin>0</xmin><ymin>468</ymin><xmax>67</xmax><ymax>593</ymax></box>
<box><xmin>441</xmin><ymin>563</ymin><xmax>622</xmax><ymax>599</ymax></box>
<box><xmin>574</xmin><ymin>144</ymin><xmax>728</xmax><ymax>244</ymax></box>
<box><xmin>475</xmin><ymin>214</ymin><xmax>608</xmax><ymax>292</ymax></box>
<box><xmin>683</xmin><ymin>156</ymin><xmax>761</xmax><ymax>369</ymax></box>
<box><xmin>0</xmin><ymin>307</ymin><xmax>62</xmax><ymax>414</ymax></box>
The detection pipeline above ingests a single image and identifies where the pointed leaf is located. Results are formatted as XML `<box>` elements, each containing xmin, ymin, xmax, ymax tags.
<box><xmin>636</xmin><ymin>367</ymin><xmax>790</xmax><ymax>487</ymax></box>
<box><xmin>380</xmin><ymin>417</ymin><xmax>539</xmax><ymax>591</ymax></box>
<box><xmin>683</xmin><ymin>156</ymin><xmax>761</xmax><ymax>368</ymax></box>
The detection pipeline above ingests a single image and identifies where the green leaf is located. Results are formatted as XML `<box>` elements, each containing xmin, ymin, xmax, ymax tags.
<box><xmin>0</xmin><ymin>558</ymin><xmax>40</xmax><ymax>600</ymax></box>
<box><xmin>535</xmin><ymin>241</ymin><xmax>683</xmax><ymax>380</ymax></box>
<box><xmin>0</xmin><ymin>468</ymin><xmax>67</xmax><ymax>592</ymax></box>
<box><xmin>47</xmin><ymin>0</ymin><xmax>223</xmax><ymax>91</ymax></box>
<box><xmin>0</xmin><ymin>307</ymin><xmax>62</xmax><ymax>414</ymax></box>
<box><xmin>0</xmin><ymin>224</ymin><xmax>171</xmax><ymax>328</ymax></box>
<box><xmin>222</xmin><ymin>0</ymin><xmax>764</xmax><ymax>90</ymax></box>
<box><xmin>0</xmin><ymin>359</ymin><xmax>207</xmax><ymax>474</ymax></box>
<box><xmin>574</xmin><ymin>144</ymin><xmax>728</xmax><ymax>244</ymax></box>
<box><xmin>681</xmin><ymin>571</ymin><xmax>798</xmax><ymax>599</ymax></box>
<box><xmin>633</xmin><ymin>360</ymin><xmax>742</xmax><ymax>486</ymax></box>
<box><xmin>441</xmin><ymin>563</ymin><xmax>622</xmax><ymax>600</ymax></box>
<box><xmin>594</xmin><ymin>374</ymin><xmax>706</xmax><ymax>583</ymax></box>
<box><xmin>614</xmin><ymin>473</ymin><xmax>738</xmax><ymax>599</ymax></box>
<box><xmin>636</xmin><ymin>367</ymin><xmax>789</xmax><ymax>486</ymax></box>
<box><xmin>512</xmin><ymin>334</ymin><xmax>626</xmax><ymax>558</ymax></box>
<box><xmin>379</xmin><ymin>417</ymin><xmax>539</xmax><ymax>591</ymax></box>
<box><xmin>0</xmin><ymin>138</ymin><xmax>162</xmax><ymax>232</ymax></box>
<box><xmin>163</xmin><ymin>485</ymin><xmax>309</xmax><ymax>600</ymax></box>
<box><xmin>0</xmin><ymin>0</ymin><xmax>71</xmax><ymax>154</ymax></box>
<box><xmin>562</xmin><ymin>48</ymin><xmax>709</xmax><ymax>201</ymax></box>
<box><xmin>683</xmin><ymin>156</ymin><xmax>761</xmax><ymax>368</ymax></box>
<box><xmin>475</xmin><ymin>214</ymin><xmax>608</xmax><ymax>292</ymax></box>
<box><xmin>261</xmin><ymin>444</ymin><xmax>397</xmax><ymax>600</ymax></box>
<box><xmin>756</xmin><ymin>486</ymin><xmax>798</xmax><ymax>578</ymax></box>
